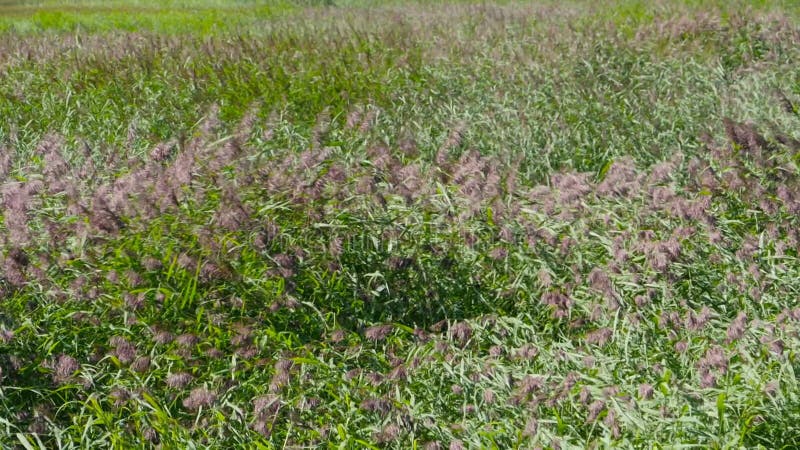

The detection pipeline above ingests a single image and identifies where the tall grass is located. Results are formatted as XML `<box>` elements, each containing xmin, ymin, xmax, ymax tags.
<box><xmin>1</xmin><ymin>1</ymin><xmax>800</xmax><ymax>448</ymax></box>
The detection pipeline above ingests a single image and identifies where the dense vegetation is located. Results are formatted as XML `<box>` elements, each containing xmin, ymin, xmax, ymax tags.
<box><xmin>1</xmin><ymin>1</ymin><xmax>800</xmax><ymax>448</ymax></box>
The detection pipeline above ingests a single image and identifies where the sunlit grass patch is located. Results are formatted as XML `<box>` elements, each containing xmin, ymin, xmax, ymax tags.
<box><xmin>0</xmin><ymin>0</ymin><xmax>296</xmax><ymax>33</ymax></box>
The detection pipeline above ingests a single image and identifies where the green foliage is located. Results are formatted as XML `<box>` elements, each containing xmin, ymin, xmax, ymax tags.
<box><xmin>1</xmin><ymin>1</ymin><xmax>800</xmax><ymax>449</ymax></box>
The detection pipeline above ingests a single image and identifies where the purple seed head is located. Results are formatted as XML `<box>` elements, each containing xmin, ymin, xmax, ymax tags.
<box><xmin>373</xmin><ymin>424</ymin><xmax>401</xmax><ymax>443</ymax></box>
<box><xmin>586</xmin><ymin>400</ymin><xmax>606</xmax><ymax>423</ymax></box>
<box><xmin>725</xmin><ymin>312</ymin><xmax>748</xmax><ymax>343</ymax></box>
<box><xmin>449</xmin><ymin>321</ymin><xmax>473</xmax><ymax>345</ymax></box>
<box><xmin>53</xmin><ymin>354</ymin><xmax>80</xmax><ymax>384</ymax></box>
<box><xmin>449</xmin><ymin>440</ymin><xmax>465</xmax><ymax>450</ymax></box>
<box><xmin>638</xmin><ymin>383</ymin><xmax>654</xmax><ymax>400</ymax></box>
<box><xmin>515</xmin><ymin>344</ymin><xmax>539</xmax><ymax>360</ymax></box>
<box><xmin>518</xmin><ymin>375</ymin><xmax>545</xmax><ymax>395</ymax></box>
<box><xmin>699</xmin><ymin>369</ymin><xmax>717</xmax><ymax>388</ymax></box>
<box><xmin>483</xmin><ymin>389</ymin><xmax>495</xmax><ymax>404</ymax></box>
<box><xmin>585</xmin><ymin>327</ymin><xmax>613</xmax><ymax>346</ymax></box>
<box><xmin>0</xmin><ymin>329</ymin><xmax>14</xmax><ymax>344</ymax></box>
<box><xmin>578</xmin><ymin>386</ymin><xmax>592</xmax><ymax>405</ymax></box>
<box><xmin>152</xmin><ymin>330</ymin><xmax>174</xmax><ymax>345</ymax></box>
<box><xmin>130</xmin><ymin>356</ymin><xmax>151</xmax><ymax>373</ymax></box>
<box><xmin>182</xmin><ymin>387</ymin><xmax>217</xmax><ymax>411</ymax></box>
<box><xmin>166</xmin><ymin>372</ymin><xmax>194</xmax><ymax>389</ymax></box>
<box><xmin>522</xmin><ymin>418</ymin><xmax>538</xmax><ymax>437</ymax></box>
<box><xmin>253</xmin><ymin>394</ymin><xmax>281</xmax><ymax>416</ymax></box>
<box><xmin>110</xmin><ymin>336</ymin><xmax>136</xmax><ymax>364</ymax></box>
<box><xmin>359</xmin><ymin>397</ymin><xmax>392</xmax><ymax>416</ymax></box>
<box><xmin>176</xmin><ymin>333</ymin><xmax>199</xmax><ymax>348</ymax></box>
<box><xmin>764</xmin><ymin>381</ymin><xmax>780</xmax><ymax>397</ymax></box>
<box><xmin>365</xmin><ymin>324</ymin><xmax>393</xmax><ymax>342</ymax></box>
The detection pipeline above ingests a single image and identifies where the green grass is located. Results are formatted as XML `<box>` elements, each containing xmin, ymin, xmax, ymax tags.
<box><xmin>0</xmin><ymin>0</ymin><xmax>299</xmax><ymax>33</ymax></box>
<box><xmin>1</xmin><ymin>1</ymin><xmax>800</xmax><ymax>448</ymax></box>
<box><xmin>0</xmin><ymin>0</ymin><xmax>797</xmax><ymax>34</ymax></box>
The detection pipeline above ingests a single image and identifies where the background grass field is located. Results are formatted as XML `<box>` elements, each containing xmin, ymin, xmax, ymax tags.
<box><xmin>1</xmin><ymin>0</ymin><xmax>800</xmax><ymax>448</ymax></box>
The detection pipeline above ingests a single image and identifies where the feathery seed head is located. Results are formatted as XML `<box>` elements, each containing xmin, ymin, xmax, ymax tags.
<box><xmin>182</xmin><ymin>387</ymin><xmax>217</xmax><ymax>411</ymax></box>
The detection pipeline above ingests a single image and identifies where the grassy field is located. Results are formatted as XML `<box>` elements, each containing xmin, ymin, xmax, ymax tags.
<box><xmin>1</xmin><ymin>0</ymin><xmax>800</xmax><ymax>448</ymax></box>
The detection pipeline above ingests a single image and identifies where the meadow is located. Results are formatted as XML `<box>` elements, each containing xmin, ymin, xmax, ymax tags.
<box><xmin>1</xmin><ymin>0</ymin><xmax>800</xmax><ymax>448</ymax></box>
